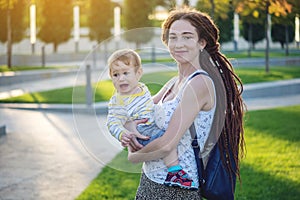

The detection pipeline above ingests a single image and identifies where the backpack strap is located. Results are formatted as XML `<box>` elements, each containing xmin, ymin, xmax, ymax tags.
<box><xmin>188</xmin><ymin>70</ymin><xmax>209</xmax><ymax>81</ymax></box>
<box><xmin>188</xmin><ymin>70</ymin><xmax>210</xmax><ymax>187</ymax></box>
<box><xmin>189</xmin><ymin>123</ymin><xmax>205</xmax><ymax>187</ymax></box>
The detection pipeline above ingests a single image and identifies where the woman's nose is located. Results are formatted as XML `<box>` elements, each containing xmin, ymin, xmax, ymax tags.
<box><xmin>175</xmin><ymin>38</ymin><xmax>184</xmax><ymax>48</ymax></box>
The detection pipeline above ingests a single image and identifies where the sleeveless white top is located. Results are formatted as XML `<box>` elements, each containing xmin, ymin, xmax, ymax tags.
<box><xmin>142</xmin><ymin>70</ymin><xmax>216</xmax><ymax>188</ymax></box>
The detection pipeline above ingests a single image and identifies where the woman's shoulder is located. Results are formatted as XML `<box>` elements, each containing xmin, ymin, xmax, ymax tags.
<box><xmin>182</xmin><ymin>70</ymin><xmax>215</xmax><ymax>110</ymax></box>
<box><xmin>187</xmin><ymin>70</ymin><xmax>213</xmax><ymax>90</ymax></box>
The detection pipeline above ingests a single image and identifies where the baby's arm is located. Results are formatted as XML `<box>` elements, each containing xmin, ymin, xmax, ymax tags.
<box><xmin>107</xmin><ymin>103</ymin><xmax>149</xmax><ymax>147</ymax></box>
<box><xmin>106</xmin><ymin>105</ymin><xmax>128</xmax><ymax>141</ymax></box>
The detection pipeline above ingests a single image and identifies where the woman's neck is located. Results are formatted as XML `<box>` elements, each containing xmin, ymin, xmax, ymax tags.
<box><xmin>177</xmin><ymin>63</ymin><xmax>201</xmax><ymax>82</ymax></box>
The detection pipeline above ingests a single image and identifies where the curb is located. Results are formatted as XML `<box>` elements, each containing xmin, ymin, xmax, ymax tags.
<box><xmin>0</xmin><ymin>68</ymin><xmax>80</xmax><ymax>86</ymax></box>
<box><xmin>242</xmin><ymin>78</ymin><xmax>300</xmax><ymax>98</ymax></box>
<box><xmin>0</xmin><ymin>102</ymin><xmax>108</xmax><ymax>115</ymax></box>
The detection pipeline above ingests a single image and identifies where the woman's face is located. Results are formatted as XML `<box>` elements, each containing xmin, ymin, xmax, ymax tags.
<box><xmin>167</xmin><ymin>19</ymin><xmax>202</xmax><ymax>66</ymax></box>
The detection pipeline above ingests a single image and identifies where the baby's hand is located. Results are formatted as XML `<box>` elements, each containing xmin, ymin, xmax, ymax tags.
<box><xmin>120</xmin><ymin>132</ymin><xmax>133</xmax><ymax>147</ymax></box>
<box><xmin>132</xmin><ymin>132</ymin><xmax>150</xmax><ymax>141</ymax></box>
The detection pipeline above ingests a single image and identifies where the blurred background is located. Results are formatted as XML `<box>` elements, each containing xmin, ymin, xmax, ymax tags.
<box><xmin>0</xmin><ymin>0</ymin><xmax>299</xmax><ymax>67</ymax></box>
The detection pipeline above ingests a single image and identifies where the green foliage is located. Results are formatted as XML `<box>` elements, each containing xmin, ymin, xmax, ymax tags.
<box><xmin>123</xmin><ymin>0</ymin><xmax>154</xmax><ymax>48</ymax></box>
<box><xmin>88</xmin><ymin>0</ymin><xmax>113</xmax><ymax>43</ymax></box>
<box><xmin>241</xmin><ymin>22</ymin><xmax>265</xmax><ymax>49</ymax></box>
<box><xmin>271</xmin><ymin>23</ymin><xmax>295</xmax><ymax>49</ymax></box>
<box><xmin>216</xmin><ymin>11</ymin><xmax>233</xmax><ymax>44</ymax></box>
<box><xmin>195</xmin><ymin>0</ymin><xmax>234</xmax><ymax>44</ymax></box>
<box><xmin>76</xmin><ymin>106</ymin><xmax>300</xmax><ymax>200</ymax></box>
<box><xmin>37</xmin><ymin>0</ymin><xmax>73</xmax><ymax>52</ymax></box>
<box><xmin>124</xmin><ymin>0</ymin><xmax>154</xmax><ymax>29</ymax></box>
<box><xmin>0</xmin><ymin>0</ymin><xmax>26</xmax><ymax>44</ymax></box>
<box><xmin>196</xmin><ymin>0</ymin><xmax>232</xmax><ymax>20</ymax></box>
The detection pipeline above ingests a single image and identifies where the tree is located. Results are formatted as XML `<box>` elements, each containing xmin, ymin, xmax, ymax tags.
<box><xmin>237</xmin><ymin>0</ymin><xmax>266</xmax><ymax>56</ymax></box>
<box><xmin>196</xmin><ymin>0</ymin><xmax>233</xmax><ymax>44</ymax></box>
<box><xmin>271</xmin><ymin>0</ymin><xmax>297</xmax><ymax>55</ymax></box>
<box><xmin>216</xmin><ymin>11</ymin><xmax>234</xmax><ymax>44</ymax></box>
<box><xmin>154</xmin><ymin>0</ymin><xmax>176</xmax><ymax>11</ymax></box>
<box><xmin>272</xmin><ymin>23</ymin><xmax>294</xmax><ymax>49</ymax></box>
<box><xmin>38</xmin><ymin>0</ymin><xmax>73</xmax><ymax>53</ymax></box>
<box><xmin>241</xmin><ymin>21</ymin><xmax>265</xmax><ymax>50</ymax></box>
<box><xmin>123</xmin><ymin>0</ymin><xmax>155</xmax><ymax>49</ymax></box>
<box><xmin>0</xmin><ymin>0</ymin><xmax>26</xmax><ymax>68</ymax></box>
<box><xmin>237</xmin><ymin>0</ymin><xmax>293</xmax><ymax>72</ymax></box>
<box><xmin>88</xmin><ymin>0</ymin><xmax>113</xmax><ymax>43</ymax></box>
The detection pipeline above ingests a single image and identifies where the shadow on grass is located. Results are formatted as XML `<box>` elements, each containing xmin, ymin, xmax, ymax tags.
<box><xmin>244</xmin><ymin>106</ymin><xmax>300</xmax><ymax>143</ymax></box>
<box><xmin>235</xmin><ymin>163</ymin><xmax>300</xmax><ymax>200</ymax></box>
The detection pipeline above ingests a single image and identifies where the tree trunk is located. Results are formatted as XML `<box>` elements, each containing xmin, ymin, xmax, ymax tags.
<box><xmin>265</xmin><ymin>3</ymin><xmax>270</xmax><ymax>74</ymax></box>
<box><xmin>54</xmin><ymin>43</ymin><xmax>58</xmax><ymax>53</ymax></box>
<box><xmin>247</xmin><ymin>24</ymin><xmax>252</xmax><ymax>57</ymax></box>
<box><xmin>209</xmin><ymin>0</ymin><xmax>215</xmax><ymax>19</ymax></box>
<box><xmin>285</xmin><ymin>25</ymin><xmax>289</xmax><ymax>56</ymax></box>
<box><xmin>6</xmin><ymin>1</ymin><xmax>12</xmax><ymax>68</ymax></box>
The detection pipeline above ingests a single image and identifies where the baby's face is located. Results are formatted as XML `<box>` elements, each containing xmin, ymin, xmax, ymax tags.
<box><xmin>110</xmin><ymin>61</ymin><xmax>142</xmax><ymax>95</ymax></box>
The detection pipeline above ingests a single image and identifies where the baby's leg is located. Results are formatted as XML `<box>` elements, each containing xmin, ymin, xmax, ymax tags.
<box><xmin>163</xmin><ymin>149</ymin><xmax>179</xmax><ymax>167</ymax></box>
<box><xmin>163</xmin><ymin>149</ymin><xmax>196</xmax><ymax>189</ymax></box>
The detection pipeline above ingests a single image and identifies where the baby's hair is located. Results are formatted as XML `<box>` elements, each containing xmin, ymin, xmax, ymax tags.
<box><xmin>108</xmin><ymin>49</ymin><xmax>142</xmax><ymax>76</ymax></box>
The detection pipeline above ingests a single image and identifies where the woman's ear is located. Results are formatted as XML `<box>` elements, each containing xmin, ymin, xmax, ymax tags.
<box><xmin>199</xmin><ymin>39</ymin><xmax>207</xmax><ymax>50</ymax></box>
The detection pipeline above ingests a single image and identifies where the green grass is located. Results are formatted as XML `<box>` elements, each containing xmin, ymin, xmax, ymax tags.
<box><xmin>236</xmin><ymin>66</ymin><xmax>300</xmax><ymax>84</ymax></box>
<box><xmin>1</xmin><ymin>66</ymin><xmax>299</xmax><ymax>104</ymax></box>
<box><xmin>76</xmin><ymin>105</ymin><xmax>300</xmax><ymax>200</ymax></box>
<box><xmin>76</xmin><ymin>150</ymin><xmax>142</xmax><ymax>200</ymax></box>
<box><xmin>0</xmin><ymin>65</ymin><xmax>74</xmax><ymax>72</ymax></box>
<box><xmin>235</xmin><ymin>105</ymin><xmax>300</xmax><ymax>199</ymax></box>
<box><xmin>224</xmin><ymin>50</ymin><xmax>300</xmax><ymax>58</ymax></box>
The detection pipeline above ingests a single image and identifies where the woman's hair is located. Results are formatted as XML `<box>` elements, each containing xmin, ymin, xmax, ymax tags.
<box><xmin>162</xmin><ymin>7</ymin><xmax>245</xmax><ymax>182</ymax></box>
<box><xmin>107</xmin><ymin>49</ymin><xmax>142</xmax><ymax>76</ymax></box>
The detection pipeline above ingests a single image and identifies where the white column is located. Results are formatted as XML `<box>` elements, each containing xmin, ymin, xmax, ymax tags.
<box><xmin>233</xmin><ymin>12</ymin><xmax>239</xmax><ymax>51</ymax></box>
<box><xmin>295</xmin><ymin>15</ymin><xmax>299</xmax><ymax>48</ymax></box>
<box><xmin>114</xmin><ymin>6</ymin><xmax>121</xmax><ymax>40</ymax></box>
<box><xmin>73</xmin><ymin>5</ymin><xmax>80</xmax><ymax>52</ymax></box>
<box><xmin>30</xmin><ymin>4</ymin><xmax>36</xmax><ymax>54</ymax></box>
<box><xmin>114</xmin><ymin>6</ymin><xmax>121</xmax><ymax>49</ymax></box>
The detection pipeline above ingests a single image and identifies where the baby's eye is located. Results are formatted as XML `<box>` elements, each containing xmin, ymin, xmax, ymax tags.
<box><xmin>113</xmin><ymin>73</ymin><xmax>119</xmax><ymax>78</ymax></box>
<box><xmin>123</xmin><ymin>71</ymin><xmax>129</xmax><ymax>75</ymax></box>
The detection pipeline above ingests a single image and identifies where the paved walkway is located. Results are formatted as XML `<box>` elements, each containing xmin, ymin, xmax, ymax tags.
<box><xmin>0</xmin><ymin>66</ymin><xmax>300</xmax><ymax>200</ymax></box>
<box><xmin>0</xmin><ymin>108</ymin><xmax>123</xmax><ymax>200</ymax></box>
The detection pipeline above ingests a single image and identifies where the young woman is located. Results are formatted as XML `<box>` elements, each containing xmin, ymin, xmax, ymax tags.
<box><xmin>124</xmin><ymin>7</ymin><xmax>245</xmax><ymax>199</ymax></box>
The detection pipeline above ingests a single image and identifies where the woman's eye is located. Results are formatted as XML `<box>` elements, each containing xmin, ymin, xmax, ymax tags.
<box><xmin>183</xmin><ymin>36</ymin><xmax>192</xmax><ymax>40</ymax></box>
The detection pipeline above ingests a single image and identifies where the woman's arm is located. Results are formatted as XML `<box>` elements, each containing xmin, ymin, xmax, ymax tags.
<box><xmin>128</xmin><ymin>75</ymin><xmax>214</xmax><ymax>163</ymax></box>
